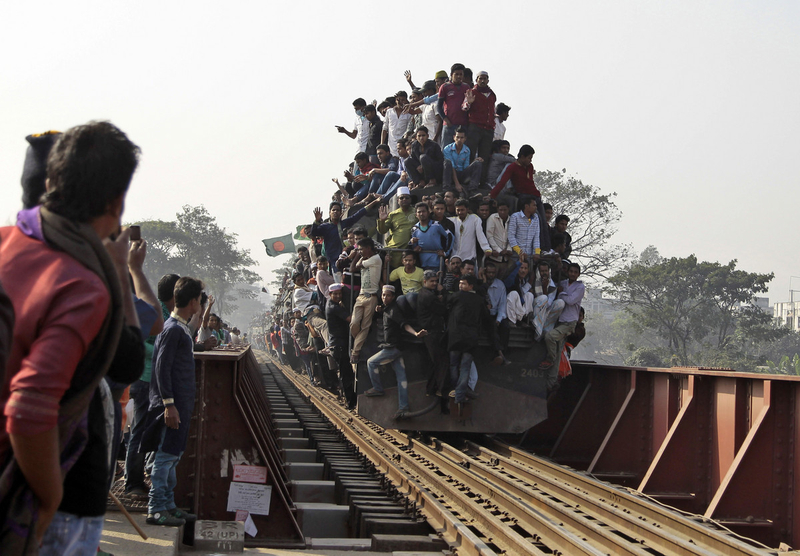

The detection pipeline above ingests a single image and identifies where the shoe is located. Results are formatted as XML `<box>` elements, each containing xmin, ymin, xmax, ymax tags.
<box><xmin>466</xmin><ymin>389</ymin><xmax>479</xmax><ymax>400</ymax></box>
<box><xmin>364</xmin><ymin>388</ymin><xmax>385</xmax><ymax>397</ymax></box>
<box><xmin>168</xmin><ymin>507</ymin><xmax>196</xmax><ymax>521</ymax></box>
<box><xmin>146</xmin><ymin>511</ymin><xmax>185</xmax><ymax>527</ymax></box>
<box><xmin>393</xmin><ymin>409</ymin><xmax>408</xmax><ymax>420</ymax></box>
<box><xmin>492</xmin><ymin>355</ymin><xmax>504</xmax><ymax>366</ymax></box>
<box><xmin>124</xmin><ymin>486</ymin><xmax>149</xmax><ymax>500</ymax></box>
<box><xmin>539</xmin><ymin>359</ymin><xmax>553</xmax><ymax>370</ymax></box>
<box><xmin>448</xmin><ymin>390</ymin><xmax>456</xmax><ymax>398</ymax></box>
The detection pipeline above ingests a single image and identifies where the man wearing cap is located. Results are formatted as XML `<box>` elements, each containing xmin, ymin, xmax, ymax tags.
<box><xmin>437</xmin><ymin>63</ymin><xmax>471</xmax><ymax>148</ymax></box>
<box><xmin>462</xmin><ymin>71</ymin><xmax>497</xmax><ymax>186</ymax></box>
<box><xmin>363</xmin><ymin>285</ymin><xmax>427</xmax><ymax>420</ymax></box>
<box><xmin>377</xmin><ymin>187</ymin><xmax>419</xmax><ymax>270</ymax></box>
<box><xmin>382</xmin><ymin>91</ymin><xmax>412</xmax><ymax>157</ymax></box>
<box><xmin>325</xmin><ymin>284</ymin><xmax>356</xmax><ymax>408</ymax></box>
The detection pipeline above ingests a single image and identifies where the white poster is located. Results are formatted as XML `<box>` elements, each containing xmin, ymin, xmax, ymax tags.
<box><xmin>226</xmin><ymin>482</ymin><xmax>272</xmax><ymax>516</ymax></box>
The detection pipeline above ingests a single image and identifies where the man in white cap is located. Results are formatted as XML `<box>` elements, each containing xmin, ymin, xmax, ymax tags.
<box><xmin>377</xmin><ymin>186</ymin><xmax>418</xmax><ymax>270</ymax></box>
<box><xmin>363</xmin><ymin>285</ymin><xmax>427</xmax><ymax>420</ymax></box>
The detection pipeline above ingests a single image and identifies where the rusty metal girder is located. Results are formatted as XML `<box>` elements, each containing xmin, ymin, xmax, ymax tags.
<box><xmin>524</xmin><ymin>362</ymin><xmax>799</xmax><ymax>549</ymax></box>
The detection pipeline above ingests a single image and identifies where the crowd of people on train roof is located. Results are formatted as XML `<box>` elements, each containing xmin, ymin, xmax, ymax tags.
<box><xmin>0</xmin><ymin>122</ymin><xmax>254</xmax><ymax>552</ymax></box>
<box><xmin>266</xmin><ymin>63</ymin><xmax>586</xmax><ymax>423</ymax></box>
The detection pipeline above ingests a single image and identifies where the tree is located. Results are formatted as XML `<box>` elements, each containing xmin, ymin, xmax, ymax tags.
<box><xmin>608</xmin><ymin>253</ymin><xmax>776</xmax><ymax>366</ymax></box>
<box><xmin>536</xmin><ymin>169</ymin><xmax>632</xmax><ymax>280</ymax></box>
<box><xmin>133</xmin><ymin>205</ymin><xmax>261</xmax><ymax>315</ymax></box>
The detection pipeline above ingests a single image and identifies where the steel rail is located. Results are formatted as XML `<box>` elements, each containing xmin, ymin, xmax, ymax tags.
<box><xmin>272</xmin><ymin>360</ymin><xmax>622</xmax><ymax>555</ymax></box>
<box><xmin>386</xmin><ymin>430</ymin><xmax>662</xmax><ymax>556</ymax></box>
<box><xmin>270</xmin><ymin>361</ymin><xmax>499</xmax><ymax>555</ymax></box>
<box><xmin>474</xmin><ymin>437</ymin><xmax>776</xmax><ymax>556</ymax></box>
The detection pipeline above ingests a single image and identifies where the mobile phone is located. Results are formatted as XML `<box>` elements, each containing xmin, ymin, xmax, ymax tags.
<box><xmin>129</xmin><ymin>225</ymin><xmax>141</xmax><ymax>241</ymax></box>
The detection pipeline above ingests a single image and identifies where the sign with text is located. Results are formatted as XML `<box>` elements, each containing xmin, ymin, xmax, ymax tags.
<box><xmin>227</xmin><ymin>482</ymin><xmax>272</xmax><ymax>515</ymax></box>
<box><xmin>232</xmin><ymin>464</ymin><xmax>268</xmax><ymax>484</ymax></box>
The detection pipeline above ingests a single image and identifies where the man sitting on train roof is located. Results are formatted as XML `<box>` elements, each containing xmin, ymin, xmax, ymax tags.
<box><xmin>364</xmin><ymin>285</ymin><xmax>428</xmax><ymax>420</ymax></box>
<box><xmin>539</xmin><ymin>263</ymin><xmax>585</xmax><ymax>393</ymax></box>
<box><xmin>530</xmin><ymin>260</ymin><xmax>565</xmax><ymax>341</ymax></box>
<box><xmin>551</xmin><ymin>214</ymin><xmax>573</xmax><ymax>259</ymax></box>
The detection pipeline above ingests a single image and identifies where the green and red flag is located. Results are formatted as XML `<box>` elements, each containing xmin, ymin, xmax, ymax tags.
<box><xmin>262</xmin><ymin>234</ymin><xmax>296</xmax><ymax>257</ymax></box>
<box><xmin>294</xmin><ymin>224</ymin><xmax>312</xmax><ymax>241</ymax></box>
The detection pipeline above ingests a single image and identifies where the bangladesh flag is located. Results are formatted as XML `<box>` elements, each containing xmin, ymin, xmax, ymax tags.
<box><xmin>294</xmin><ymin>224</ymin><xmax>312</xmax><ymax>241</ymax></box>
<box><xmin>262</xmin><ymin>234</ymin><xmax>296</xmax><ymax>257</ymax></box>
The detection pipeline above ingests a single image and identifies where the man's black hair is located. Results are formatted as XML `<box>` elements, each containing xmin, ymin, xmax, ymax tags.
<box><xmin>403</xmin><ymin>249</ymin><xmax>417</xmax><ymax>259</ymax></box>
<box><xmin>484</xmin><ymin>261</ymin><xmax>496</xmax><ymax>269</ymax></box>
<box><xmin>397</xmin><ymin>137</ymin><xmax>409</xmax><ymax>148</ymax></box>
<box><xmin>354</xmin><ymin>152</ymin><xmax>369</xmax><ymax>162</ymax></box>
<box><xmin>297</xmin><ymin>245</ymin><xmax>308</xmax><ymax>252</ymax></box>
<box><xmin>43</xmin><ymin>121</ymin><xmax>140</xmax><ymax>223</ymax></box>
<box><xmin>491</xmin><ymin>139</ymin><xmax>510</xmax><ymax>153</ymax></box>
<box><xmin>463</xmin><ymin>68</ymin><xmax>473</xmax><ymax>84</ymax></box>
<box><xmin>461</xmin><ymin>259</ymin><xmax>476</xmax><ymax>268</ymax></box>
<box><xmin>329</xmin><ymin>201</ymin><xmax>343</xmax><ymax>211</ymax></box>
<box><xmin>497</xmin><ymin>200</ymin><xmax>509</xmax><ymax>208</ymax></box>
<box><xmin>416</xmin><ymin>125</ymin><xmax>429</xmax><ymax>134</ymax></box>
<box><xmin>454</xmin><ymin>126</ymin><xmax>467</xmax><ymax>136</ymax></box>
<box><xmin>455</xmin><ymin>199</ymin><xmax>470</xmax><ymax>208</ymax></box>
<box><xmin>395</xmin><ymin>90</ymin><xmax>408</xmax><ymax>98</ymax></box>
<box><xmin>518</xmin><ymin>195</ymin><xmax>536</xmax><ymax>211</ymax></box>
<box><xmin>433</xmin><ymin>198</ymin><xmax>446</xmax><ymax>206</ymax></box>
<box><xmin>364</xmin><ymin>104</ymin><xmax>376</xmax><ymax>114</ymax></box>
<box><xmin>317</xmin><ymin>255</ymin><xmax>328</xmax><ymax>263</ymax></box>
<box><xmin>460</xmin><ymin>274</ymin><xmax>478</xmax><ymax>287</ymax></box>
<box><xmin>555</xmin><ymin>214</ymin><xmax>570</xmax><ymax>224</ymax></box>
<box><xmin>353</xmin><ymin>98</ymin><xmax>367</xmax><ymax>107</ymax></box>
<box><xmin>518</xmin><ymin>144</ymin><xmax>535</xmax><ymax>158</ymax></box>
<box><xmin>376</xmin><ymin>144</ymin><xmax>390</xmax><ymax>153</ymax></box>
<box><xmin>422</xmin><ymin>79</ymin><xmax>436</xmax><ymax>92</ymax></box>
<box><xmin>414</xmin><ymin>201</ymin><xmax>430</xmax><ymax>211</ymax></box>
<box><xmin>377</xmin><ymin>101</ymin><xmax>391</xmax><ymax>111</ymax></box>
<box><xmin>357</xmin><ymin>237</ymin><xmax>375</xmax><ymax>250</ymax></box>
<box><xmin>543</xmin><ymin>202</ymin><xmax>553</xmax><ymax>211</ymax></box>
<box><xmin>352</xmin><ymin>226</ymin><xmax>368</xmax><ymax>237</ymax></box>
<box><xmin>157</xmin><ymin>274</ymin><xmax>181</xmax><ymax>302</ymax></box>
<box><xmin>551</xmin><ymin>233</ymin><xmax>566</xmax><ymax>248</ymax></box>
<box><xmin>568</xmin><ymin>262</ymin><xmax>581</xmax><ymax>274</ymax></box>
<box><xmin>478</xmin><ymin>200</ymin><xmax>491</xmax><ymax>208</ymax></box>
<box><xmin>496</xmin><ymin>103</ymin><xmax>511</xmax><ymax>115</ymax></box>
<box><xmin>537</xmin><ymin>260</ymin><xmax>550</xmax><ymax>270</ymax></box>
<box><xmin>174</xmin><ymin>277</ymin><xmax>205</xmax><ymax>309</ymax></box>
<box><xmin>450</xmin><ymin>63</ymin><xmax>465</xmax><ymax>74</ymax></box>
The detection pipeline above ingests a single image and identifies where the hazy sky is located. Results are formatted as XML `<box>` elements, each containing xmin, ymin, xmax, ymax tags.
<box><xmin>2</xmin><ymin>1</ymin><xmax>798</xmax><ymax>305</ymax></box>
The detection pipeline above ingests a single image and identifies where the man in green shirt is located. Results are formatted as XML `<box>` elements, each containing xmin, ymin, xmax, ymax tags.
<box><xmin>377</xmin><ymin>186</ymin><xmax>418</xmax><ymax>270</ymax></box>
<box><xmin>388</xmin><ymin>250</ymin><xmax>424</xmax><ymax>294</ymax></box>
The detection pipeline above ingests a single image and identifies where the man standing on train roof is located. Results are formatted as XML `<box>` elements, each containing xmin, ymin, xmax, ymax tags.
<box><xmin>311</xmin><ymin>198</ymin><xmax>381</xmax><ymax>276</ymax></box>
<box><xmin>539</xmin><ymin>263</ymin><xmax>585</xmax><ymax>393</ymax></box>
<box><xmin>462</xmin><ymin>70</ymin><xmax>496</xmax><ymax>186</ymax></box>
<box><xmin>437</xmin><ymin>63</ymin><xmax>470</xmax><ymax>148</ymax></box>
<box><xmin>363</xmin><ymin>285</ymin><xmax>428</xmax><ymax>420</ymax></box>
<box><xmin>325</xmin><ymin>284</ymin><xmax>356</xmax><ymax>409</ymax></box>
<box><xmin>336</xmin><ymin>97</ymin><xmax>369</xmax><ymax>156</ymax></box>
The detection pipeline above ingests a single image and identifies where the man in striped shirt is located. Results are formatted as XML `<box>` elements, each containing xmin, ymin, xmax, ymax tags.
<box><xmin>507</xmin><ymin>195</ymin><xmax>541</xmax><ymax>263</ymax></box>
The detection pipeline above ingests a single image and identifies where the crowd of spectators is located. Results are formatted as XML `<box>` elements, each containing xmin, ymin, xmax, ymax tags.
<box><xmin>0</xmin><ymin>122</ymin><xmax>251</xmax><ymax>553</ymax></box>
<box><xmin>268</xmin><ymin>63</ymin><xmax>587</xmax><ymax>421</ymax></box>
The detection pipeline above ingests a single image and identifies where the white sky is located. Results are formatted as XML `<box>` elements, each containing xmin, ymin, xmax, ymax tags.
<box><xmin>1</xmin><ymin>1</ymin><xmax>798</xmax><ymax>303</ymax></box>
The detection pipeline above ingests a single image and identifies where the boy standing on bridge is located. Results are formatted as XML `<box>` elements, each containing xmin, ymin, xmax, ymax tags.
<box><xmin>146</xmin><ymin>277</ymin><xmax>205</xmax><ymax>526</ymax></box>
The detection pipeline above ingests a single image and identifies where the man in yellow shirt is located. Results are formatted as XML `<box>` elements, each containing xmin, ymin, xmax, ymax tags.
<box><xmin>377</xmin><ymin>186</ymin><xmax>418</xmax><ymax>270</ymax></box>
<box><xmin>387</xmin><ymin>250</ymin><xmax>424</xmax><ymax>294</ymax></box>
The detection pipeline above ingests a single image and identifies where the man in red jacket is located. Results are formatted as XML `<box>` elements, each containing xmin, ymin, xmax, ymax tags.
<box><xmin>463</xmin><ymin>71</ymin><xmax>497</xmax><ymax>187</ymax></box>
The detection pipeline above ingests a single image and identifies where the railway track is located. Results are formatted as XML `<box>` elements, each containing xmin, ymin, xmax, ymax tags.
<box><xmin>272</xmin><ymin>355</ymin><xmax>778</xmax><ymax>556</ymax></box>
